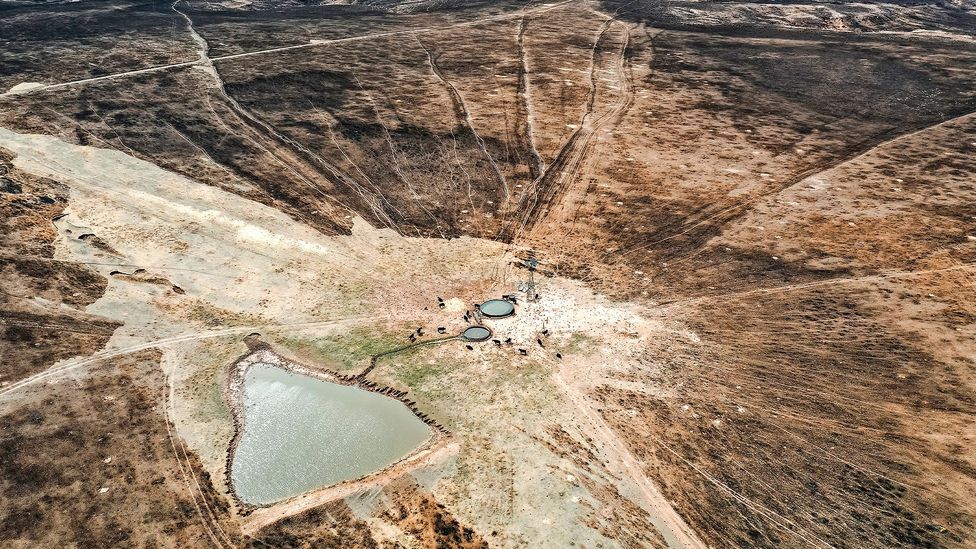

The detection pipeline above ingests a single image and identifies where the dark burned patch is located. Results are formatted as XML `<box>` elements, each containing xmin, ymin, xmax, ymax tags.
<box><xmin>0</xmin><ymin>0</ymin><xmax>195</xmax><ymax>89</ymax></box>
<box><xmin>0</xmin><ymin>310</ymin><xmax>120</xmax><ymax>384</ymax></box>
<box><xmin>0</xmin><ymin>177</ymin><xmax>22</xmax><ymax>195</ymax></box>
<box><xmin>381</xmin><ymin>477</ymin><xmax>488</xmax><ymax>549</ymax></box>
<box><xmin>602</xmin><ymin>0</ymin><xmax>976</xmax><ymax>37</ymax></box>
<box><xmin>653</xmin><ymin>29</ymin><xmax>975</xmax><ymax>147</ymax></box>
<box><xmin>223</xmin><ymin>69</ymin><xmax>353</xmax><ymax>114</ymax></box>
<box><xmin>186</xmin><ymin>0</ymin><xmax>536</xmax><ymax>57</ymax></box>
<box><xmin>685</xmin><ymin>36</ymin><xmax>974</xmax><ymax>126</ymax></box>
<box><xmin>0</xmin><ymin>148</ymin><xmax>119</xmax><ymax>383</ymax></box>
<box><xmin>0</xmin><ymin>350</ymin><xmax>243</xmax><ymax>547</ymax></box>
<box><xmin>216</xmin><ymin>56</ymin><xmax>507</xmax><ymax>237</ymax></box>
<box><xmin>245</xmin><ymin>500</ymin><xmax>379</xmax><ymax>548</ymax></box>
<box><xmin>648</xmin><ymin>244</ymin><xmax>853</xmax><ymax>300</ymax></box>
<box><xmin>0</xmin><ymin>69</ymin><xmax>353</xmax><ymax>236</ymax></box>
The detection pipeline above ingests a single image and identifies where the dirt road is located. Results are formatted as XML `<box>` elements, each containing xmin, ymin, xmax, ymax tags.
<box><xmin>553</xmin><ymin>367</ymin><xmax>706</xmax><ymax>549</ymax></box>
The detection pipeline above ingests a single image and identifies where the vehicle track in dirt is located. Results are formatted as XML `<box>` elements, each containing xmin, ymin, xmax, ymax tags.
<box><xmin>552</xmin><ymin>365</ymin><xmax>707</xmax><ymax>549</ymax></box>
<box><xmin>513</xmin><ymin>15</ymin><xmax>544</xmax><ymax>185</ymax></box>
<box><xmin>0</xmin><ymin>1</ymin><xmax>574</xmax><ymax>99</ymax></box>
<box><xmin>174</xmin><ymin>0</ymin><xmax>378</xmax><ymax>234</ymax></box>
<box><xmin>657</xmin><ymin>263</ymin><xmax>976</xmax><ymax>307</ymax></box>
<box><xmin>0</xmin><ymin>315</ymin><xmax>380</xmax><ymax>400</ymax></box>
<box><xmin>504</xmin><ymin>17</ymin><xmax>636</xmax><ymax>243</ymax></box>
<box><xmin>162</xmin><ymin>372</ymin><xmax>239</xmax><ymax>549</ymax></box>
<box><xmin>419</xmin><ymin>38</ymin><xmax>511</xmax><ymax>202</ymax></box>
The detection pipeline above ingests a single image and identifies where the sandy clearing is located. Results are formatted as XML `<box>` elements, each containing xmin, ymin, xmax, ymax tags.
<box><xmin>0</xmin><ymin>126</ymin><xmax>705</xmax><ymax>546</ymax></box>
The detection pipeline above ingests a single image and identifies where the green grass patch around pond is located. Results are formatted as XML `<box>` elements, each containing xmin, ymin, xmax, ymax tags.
<box><xmin>279</xmin><ymin>326</ymin><xmax>408</xmax><ymax>373</ymax></box>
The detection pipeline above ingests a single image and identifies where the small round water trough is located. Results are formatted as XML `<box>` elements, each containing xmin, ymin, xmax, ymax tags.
<box><xmin>480</xmin><ymin>299</ymin><xmax>515</xmax><ymax>318</ymax></box>
<box><xmin>462</xmin><ymin>326</ymin><xmax>492</xmax><ymax>341</ymax></box>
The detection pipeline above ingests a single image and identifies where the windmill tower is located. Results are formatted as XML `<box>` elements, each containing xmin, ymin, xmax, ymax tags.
<box><xmin>517</xmin><ymin>253</ymin><xmax>540</xmax><ymax>302</ymax></box>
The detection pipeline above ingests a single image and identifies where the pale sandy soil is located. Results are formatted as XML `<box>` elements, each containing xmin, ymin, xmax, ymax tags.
<box><xmin>0</xmin><ymin>126</ymin><xmax>701</xmax><ymax>547</ymax></box>
<box><xmin>2</xmin><ymin>82</ymin><xmax>45</xmax><ymax>96</ymax></box>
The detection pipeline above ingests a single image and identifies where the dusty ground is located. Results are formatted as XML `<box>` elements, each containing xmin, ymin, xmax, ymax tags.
<box><xmin>1</xmin><ymin>0</ymin><xmax>974</xmax><ymax>547</ymax></box>
<box><xmin>0</xmin><ymin>126</ymin><xmax>695</xmax><ymax>547</ymax></box>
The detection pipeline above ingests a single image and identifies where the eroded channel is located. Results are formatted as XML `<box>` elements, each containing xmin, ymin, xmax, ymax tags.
<box><xmin>230</xmin><ymin>362</ymin><xmax>431</xmax><ymax>506</ymax></box>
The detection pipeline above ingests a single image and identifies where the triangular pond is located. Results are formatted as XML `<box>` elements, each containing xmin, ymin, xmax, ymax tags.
<box><xmin>230</xmin><ymin>363</ymin><xmax>431</xmax><ymax>505</ymax></box>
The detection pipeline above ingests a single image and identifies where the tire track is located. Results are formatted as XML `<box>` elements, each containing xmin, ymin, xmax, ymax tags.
<box><xmin>504</xmin><ymin>18</ymin><xmax>635</xmax><ymax>243</ymax></box>
<box><xmin>514</xmin><ymin>15</ymin><xmax>544</xmax><ymax>182</ymax></box>
<box><xmin>162</xmin><ymin>373</ymin><xmax>236</xmax><ymax>549</ymax></box>
<box><xmin>418</xmin><ymin>38</ymin><xmax>511</xmax><ymax>202</ymax></box>
<box><xmin>1</xmin><ymin>1</ymin><xmax>574</xmax><ymax>99</ymax></box>
<box><xmin>0</xmin><ymin>315</ymin><xmax>378</xmax><ymax>401</ymax></box>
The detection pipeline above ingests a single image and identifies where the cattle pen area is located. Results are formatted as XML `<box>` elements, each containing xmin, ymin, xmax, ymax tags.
<box><xmin>1</xmin><ymin>0</ymin><xmax>975</xmax><ymax>547</ymax></box>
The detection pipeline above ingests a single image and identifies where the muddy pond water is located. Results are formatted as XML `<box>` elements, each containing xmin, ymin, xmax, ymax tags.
<box><xmin>231</xmin><ymin>363</ymin><xmax>431</xmax><ymax>505</ymax></box>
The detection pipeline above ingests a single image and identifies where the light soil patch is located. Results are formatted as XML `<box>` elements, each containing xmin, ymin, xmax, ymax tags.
<box><xmin>0</xmin><ymin>127</ymin><xmax>701</xmax><ymax>547</ymax></box>
<box><xmin>2</xmin><ymin>82</ymin><xmax>45</xmax><ymax>95</ymax></box>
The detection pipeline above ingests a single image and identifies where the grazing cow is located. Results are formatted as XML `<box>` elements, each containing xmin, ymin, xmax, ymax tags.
<box><xmin>438</xmin><ymin>302</ymin><xmax>445</xmax><ymax>309</ymax></box>
<box><xmin>518</xmin><ymin>348</ymin><xmax>528</xmax><ymax>356</ymax></box>
<box><xmin>504</xmin><ymin>337</ymin><xmax>512</xmax><ymax>344</ymax></box>
<box><xmin>437</xmin><ymin>327</ymin><xmax>446</xmax><ymax>334</ymax></box>
<box><xmin>537</xmin><ymin>338</ymin><xmax>544</xmax><ymax>348</ymax></box>
<box><xmin>465</xmin><ymin>344</ymin><xmax>474</xmax><ymax>351</ymax></box>
<box><xmin>542</xmin><ymin>329</ymin><xmax>550</xmax><ymax>336</ymax></box>
<box><xmin>556</xmin><ymin>353</ymin><xmax>562</xmax><ymax>359</ymax></box>
<box><xmin>437</xmin><ymin>296</ymin><xmax>443</xmax><ymax>302</ymax></box>
<box><xmin>416</xmin><ymin>327</ymin><xmax>424</xmax><ymax>336</ymax></box>
<box><xmin>492</xmin><ymin>339</ymin><xmax>501</xmax><ymax>346</ymax></box>
<box><xmin>408</xmin><ymin>333</ymin><xmax>416</xmax><ymax>342</ymax></box>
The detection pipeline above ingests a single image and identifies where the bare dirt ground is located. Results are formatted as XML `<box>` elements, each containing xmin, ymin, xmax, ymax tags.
<box><xmin>0</xmin><ymin>126</ymin><xmax>695</xmax><ymax>547</ymax></box>
<box><xmin>1</xmin><ymin>0</ymin><xmax>975</xmax><ymax>547</ymax></box>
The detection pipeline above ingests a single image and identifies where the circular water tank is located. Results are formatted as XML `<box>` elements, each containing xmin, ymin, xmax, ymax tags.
<box><xmin>462</xmin><ymin>326</ymin><xmax>492</xmax><ymax>341</ymax></box>
<box><xmin>480</xmin><ymin>299</ymin><xmax>515</xmax><ymax>318</ymax></box>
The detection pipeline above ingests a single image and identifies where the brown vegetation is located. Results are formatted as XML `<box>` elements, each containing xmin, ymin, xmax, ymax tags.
<box><xmin>0</xmin><ymin>350</ymin><xmax>241</xmax><ymax>548</ymax></box>
<box><xmin>0</xmin><ymin>148</ymin><xmax>119</xmax><ymax>384</ymax></box>
<box><xmin>1</xmin><ymin>0</ymin><xmax>974</xmax><ymax>546</ymax></box>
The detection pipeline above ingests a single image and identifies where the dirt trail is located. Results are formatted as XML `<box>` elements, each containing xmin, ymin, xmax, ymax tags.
<box><xmin>0</xmin><ymin>1</ymin><xmax>574</xmax><ymax>99</ymax></box>
<box><xmin>241</xmin><ymin>440</ymin><xmax>460</xmax><ymax>535</ymax></box>
<box><xmin>162</xmin><ymin>370</ymin><xmax>238</xmax><ymax>549</ymax></box>
<box><xmin>514</xmin><ymin>15</ymin><xmax>544</xmax><ymax>182</ymax></box>
<box><xmin>0</xmin><ymin>316</ymin><xmax>378</xmax><ymax>400</ymax></box>
<box><xmin>171</xmin><ymin>0</ymin><xmax>213</xmax><ymax>72</ymax></box>
<box><xmin>553</xmin><ymin>367</ymin><xmax>706</xmax><ymax>549</ymax></box>
<box><xmin>176</xmin><ymin>0</ymin><xmax>378</xmax><ymax>233</ymax></box>
<box><xmin>419</xmin><ymin>39</ymin><xmax>510</xmax><ymax>201</ymax></box>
